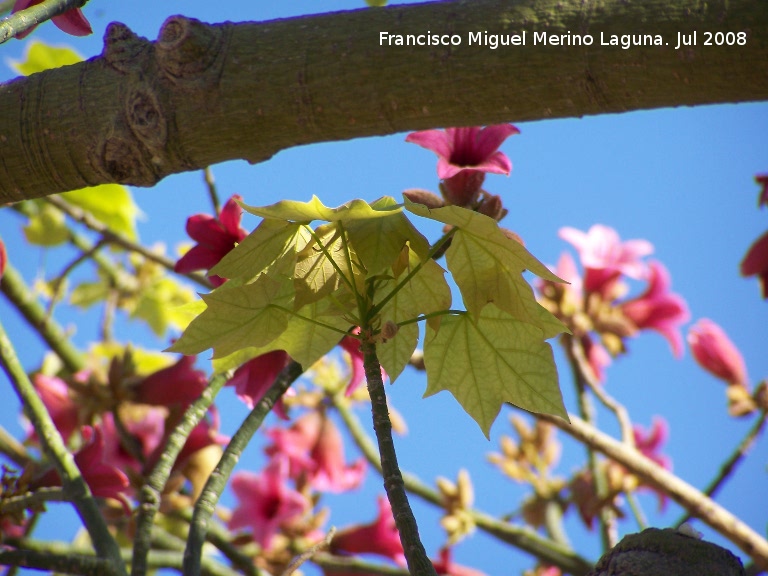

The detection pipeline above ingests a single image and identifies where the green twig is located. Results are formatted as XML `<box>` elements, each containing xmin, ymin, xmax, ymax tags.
<box><xmin>131</xmin><ymin>371</ymin><xmax>231</xmax><ymax>576</ymax></box>
<box><xmin>1</xmin><ymin>537</ymin><xmax>241</xmax><ymax>576</ymax></box>
<box><xmin>183</xmin><ymin>360</ymin><xmax>304</xmax><ymax>576</ymax></box>
<box><xmin>674</xmin><ymin>409</ymin><xmax>768</xmax><ymax>528</ymax></box>
<box><xmin>312</xmin><ymin>552</ymin><xmax>411</xmax><ymax>576</ymax></box>
<box><xmin>333</xmin><ymin>396</ymin><xmax>593</xmax><ymax>574</ymax></box>
<box><xmin>565</xmin><ymin>334</ymin><xmax>616</xmax><ymax>550</ymax></box>
<box><xmin>0</xmin><ymin>319</ymin><xmax>125</xmax><ymax>574</ymax></box>
<box><xmin>203</xmin><ymin>167</ymin><xmax>221</xmax><ymax>217</ymax></box>
<box><xmin>369</xmin><ymin>228</ymin><xmax>456</xmax><ymax>319</ymax></box>
<box><xmin>46</xmin><ymin>196</ymin><xmax>214</xmax><ymax>290</ymax></box>
<box><xmin>359</xmin><ymin>338</ymin><xmax>436</xmax><ymax>576</ymax></box>
<box><xmin>0</xmin><ymin>0</ymin><xmax>87</xmax><ymax>43</ymax></box>
<box><xmin>0</xmin><ymin>424</ymin><xmax>33</xmax><ymax>468</ymax></box>
<box><xmin>0</xmin><ymin>487</ymin><xmax>66</xmax><ymax>516</ymax></box>
<box><xmin>0</xmin><ymin>263</ymin><xmax>86</xmax><ymax>374</ymax></box>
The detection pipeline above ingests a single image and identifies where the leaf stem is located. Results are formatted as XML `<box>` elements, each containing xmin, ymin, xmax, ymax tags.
<box><xmin>269</xmin><ymin>304</ymin><xmax>353</xmax><ymax>337</ymax></box>
<box><xmin>182</xmin><ymin>361</ymin><xmax>304</xmax><ymax>576</ymax></box>
<box><xmin>369</xmin><ymin>228</ymin><xmax>456</xmax><ymax>319</ymax></box>
<box><xmin>0</xmin><ymin>319</ymin><xmax>126</xmax><ymax>574</ymax></box>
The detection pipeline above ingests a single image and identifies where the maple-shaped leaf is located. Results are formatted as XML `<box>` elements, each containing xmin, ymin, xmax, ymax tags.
<box><xmin>423</xmin><ymin>303</ymin><xmax>567</xmax><ymax>438</ymax></box>
<box><xmin>405</xmin><ymin>200</ymin><xmax>564</xmax><ymax>328</ymax></box>
<box><xmin>210</xmin><ymin>219</ymin><xmax>310</xmax><ymax>283</ymax></box>
<box><xmin>168</xmin><ymin>274</ymin><xmax>293</xmax><ymax>358</ymax></box>
<box><xmin>375</xmin><ymin>244</ymin><xmax>452</xmax><ymax>381</ymax></box>
<box><xmin>240</xmin><ymin>195</ymin><xmax>401</xmax><ymax>223</ymax></box>
<box><xmin>212</xmin><ymin>297</ymin><xmax>351</xmax><ymax>373</ymax></box>
<box><xmin>344</xmin><ymin>197</ymin><xmax>431</xmax><ymax>278</ymax></box>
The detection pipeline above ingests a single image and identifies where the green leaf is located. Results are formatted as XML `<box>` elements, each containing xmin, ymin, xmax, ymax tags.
<box><xmin>294</xmin><ymin>223</ymin><xmax>360</xmax><ymax>310</ymax></box>
<box><xmin>70</xmin><ymin>280</ymin><xmax>109</xmax><ymax>308</ymax></box>
<box><xmin>168</xmin><ymin>275</ymin><xmax>294</xmax><ymax>357</ymax></box>
<box><xmin>210</xmin><ymin>220</ymin><xmax>310</xmax><ymax>283</ymax></box>
<box><xmin>62</xmin><ymin>184</ymin><xmax>141</xmax><ymax>241</ymax></box>
<box><xmin>240</xmin><ymin>195</ymin><xmax>401</xmax><ymax>223</ymax></box>
<box><xmin>212</xmin><ymin>298</ymin><xmax>351</xmax><ymax>373</ymax></box>
<box><xmin>345</xmin><ymin>197</ymin><xmax>431</xmax><ymax>277</ymax></box>
<box><xmin>405</xmin><ymin>200</ymin><xmax>565</xmax><ymax>330</ymax></box>
<box><xmin>23</xmin><ymin>202</ymin><xmax>69</xmax><ymax>246</ymax></box>
<box><xmin>131</xmin><ymin>278</ymin><xmax>197</xmax><ymax>336</ymax></box>
<box><xmin>423</xmin><ymin>303</ymin><xmax>567</xmax><ymax>438</ymax></box>
<box><xmin>8</xmin><ymin>40</ymin><xmax>83</xmax><ymax>76</ymax></box>
<box><xmin>375</xmin><ymin>245</ymin><xmax>452</xmax><ymax>381</ymax></box>
<box><xmin>366</xmin><ymin>0</ymin><xmax>388</xmax><ymax>5</ymax></box>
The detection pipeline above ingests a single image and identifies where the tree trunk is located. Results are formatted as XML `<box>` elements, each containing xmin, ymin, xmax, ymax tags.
<box><xmin>1</xmin><ymin>0</ymin><xmax>767</xmax><ymax>202</ymax></box>
<box><xmin>587</xmin><ymin>528</ymin><xmax>745</xmax><ymax>576</ymax></box>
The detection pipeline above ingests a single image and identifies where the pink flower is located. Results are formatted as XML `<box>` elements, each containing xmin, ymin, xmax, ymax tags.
<box><xmin>226</xmin><ymin>351</ymin><xmax>291</xmax><ymax>419</ymax></box>
<box><xmin>633</xmin><ymin>417</ymin><xmax>671</xmax><ymax>470</ymax></box>
<box><xmin>559</xmin><ymin>225</ymin><xmax>653</xmax><ymax>295</ymax></box>
<box><xmin>331</xmin><ymin>495</ymin><xmax>406</xmax><ymax>565</ymax></box>
<box><xmin>33</xmin><ymin>425</ymin><xmax>131</xmax><ymax>513</ymax></box>
<box><xmin>582</xmin><ymin>336</ymin><xmax>612</xmax><ymax>384</ymax></box>
<box><xmin>633</xmin><ymin>417</ymin><xmax>672</xmax><ymax>509</ymax></box>
<box><xmin>687</xmin><ymin>319</ymin><xmax>748</xmax><ymax>387</ymax></box>
<box><xmin>406</xmin><ymin>125</ymin><xmax>519</xmax><ymax>180</ymax></box>
<box><xmin>100</xmin><ymin>410</ymin><xmax>166</xmax><ymax>474</ymax></box>
<box><xmin>29</xmin><ymin>374</ymin><xmax>80</xmax><ymax>444</ymax></box>
<box><xmin>174</xmin><ymin>407</ymin><xmax>230</xmax><ymax>468</ymax></box>
<box><xmin>741</xmin><ymin>230</ymin><xmax>768</xmax><ymax>299</ymax></box>
<box><xmin>174</xmin><ymin>195</ymin><xmax>247</xmax><ymax>286</ymax></box>
<box><xmin>432</xmin><ymin>547</ymin><xmax>487</xmax><ymax>576</ymax></box>
<box><xmin>406</xmin><ymin>125</ymin><xmax>519</xmax><ymax>206</ymax></box>
<box><xmin>620</xmin><ymin>261</ymin><xmax>690</xmax><ymax>357</ymax></box>
<box><xmin>12</xmin><ymin>0</ymin><xmax>92</xmax><ymax>39</ymax></box>
<box><xmin>265</xmin><ymin>411</ymin><xmax>366</xmax><ymax>493</ymax></box>
<box><xmin>0</xmin><ymin>238</ymin><xmax>6</xmax><ymax>281</ymax></box>
<box><xmin>228</xmin><ymin>456</ymin><xmax>308</xmax><ymax>549</ymax></box>
<box><xmin>339</xmin><ymin>329</ymin><xmax>387</xmax><ymax>396</ymax></box>
<box><xmin>134</xmin><ymin>355</ymin><xmax>208</xmax><ymax>409</ymax></box>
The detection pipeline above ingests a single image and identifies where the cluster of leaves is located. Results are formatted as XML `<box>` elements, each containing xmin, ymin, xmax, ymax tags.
<box><xmin>170</xmin><ymin>195</ymin><xmax>569</xmax><ymax>437</ymax></box>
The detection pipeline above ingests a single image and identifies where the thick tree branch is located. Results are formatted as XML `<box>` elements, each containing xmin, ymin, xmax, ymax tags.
<box><xmin>1</xmin><ymin>0</ymin><xmax>766</xmax><ymax>202</ymax></box>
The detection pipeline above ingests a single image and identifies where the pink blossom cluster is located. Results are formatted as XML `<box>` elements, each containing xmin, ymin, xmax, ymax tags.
<box><xmin>539</xmin><ymin>224</ymin><xmax>689</xmax><ymax>383</ymax></box>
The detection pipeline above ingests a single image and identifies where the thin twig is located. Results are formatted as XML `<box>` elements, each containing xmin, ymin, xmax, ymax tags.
<box><xmin>281</xmin><ymin>527</ymin><xmax>336</xmax><ymax>576</ymax></box>
<box><xmin>565</xmin><ymin>334</ymin><xmax>617</xmax><ymax>550</ymax></box>
<box><xmin>131</xmin><ymin>372</ymin><xmax>231</xmax><ymax>576</ymax></box>
<box><xmin>183</xmin><ymin>361</ymin><xmax>304</xmax><ymax>576</ymax></box>
<box><xmin>203</xmin><ymin>167</ymin><xmax>221</xmax><ymax>216</ymax></box>
<box><xmin>0</xmin><ymin>263</ymin><xmax>86</xmax><ymax>374</ymax></box>
<box><xmin>539</xmin><ymin>412</ymin><xmax>768</xmax><ymax>571</ymax></box>
<box><xmin>674</xmin><ymin>409</ymin><xmax>768</xmax><ymax>528</ymax></box>
<box><xmin>0</xmin><ymin>319</ymin><xmax>126</xmax><ymax>574</ymax></box>
<box><xmin>332</xmin><ymin>395</ymin><xmax>593</xmax><ymax>575</ymax></box>
<box><xmin>45</xmin><ymin>196</ymin><xmax>213</xmax><ymax>290</ymax></box>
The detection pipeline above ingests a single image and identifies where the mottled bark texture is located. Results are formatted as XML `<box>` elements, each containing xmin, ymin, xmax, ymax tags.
<box><xmin>587</xmin><ymin>528</ymin><xmax>745</xmax><ymax>576</ymax></box>
<box><xmin>1</xmin><ymin>0</ymin><xmax>767</xmax><ymax>202</ymax></box>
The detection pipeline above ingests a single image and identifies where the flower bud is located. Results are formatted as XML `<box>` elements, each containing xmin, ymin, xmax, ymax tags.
<box><xmin>402</xmin><ymin>188</ymin><xmax>444</xmax><ymax>209</ymax></box>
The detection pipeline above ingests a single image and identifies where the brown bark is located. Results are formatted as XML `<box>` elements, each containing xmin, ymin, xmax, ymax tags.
<box><xmin>0</xmin><ymin>0</ymin><xmax>767</xmax><ymax>202</ymax></box>
<box><xmin>587</xmin><ymin>528</ymin><xmax>745</xmax><ymax>576</ymax></box>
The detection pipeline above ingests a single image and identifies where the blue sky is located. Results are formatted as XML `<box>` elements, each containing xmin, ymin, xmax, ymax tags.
<box><xmin>1</xmin><ymin>2</ymin><xmax>766</xmax><ymax>575</ymax></box>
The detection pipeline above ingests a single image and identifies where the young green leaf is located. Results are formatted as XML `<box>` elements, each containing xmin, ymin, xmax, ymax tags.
<box><xmin>240</xmin><ymin>195</ymin><xmax>401</xmax><ymax>223</ymax></box>
<box><xmin>212</xmin><ymin>297</ymin><xmax>351</xmax><ymax>373</ymax></box>
<box><xmin>375</xmin><ymin>245</ymin><xmax>452</xmax><ymax>381</ymax></box>
<box><xmin>210</xmin><ymin>219</ymin><xmax>310</xmax><ymax>283</ymax></box>
<box><xmin>294</xmin><ymin>223</ymin><xmax>362</xmax><ymax>310</ymax></box>
<box><xmin>344</xmin><ymin>197</ymin><xmax>431</xmax><ymax>278</ymax></box>
<box><xmin>168</xmin><ymin>274</ymin><xmax>293</xmax><ymax>357</ymax></box>
<box><xmin>8</xmin><ymin>40</ymin><xmax>83</xmax><ymax>76</ymax></box>
<box><xmin>62</xmin><ymin>185</ymin><xmax>141</xmax><ymax>241</ymax></box>
<box><xmin>423</xmin><ymin>303</ymin><xmax>567</xmax><ymax>438</ymax></box>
